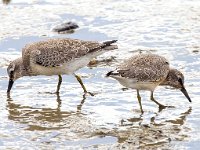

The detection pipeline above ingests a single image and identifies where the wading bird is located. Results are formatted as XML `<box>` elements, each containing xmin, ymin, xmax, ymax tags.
<box><xmin>106</xmin><ymin>53</ymin><xmax>191</xmax><ymax>113</ymax></box>
<box><xmin>7</xmin><ymin>38</ymin><xmax>118</xmax><ymax>94</ymax></box>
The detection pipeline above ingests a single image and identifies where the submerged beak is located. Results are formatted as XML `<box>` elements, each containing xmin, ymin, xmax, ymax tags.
<box><xmin>7</xmin><ymin>78</ymin><xmax>14</xmax><ymax>93</ymax></box>
<box><xmin>180</xmin><ymin>87</ymin><xmax>192</xmax><ymax>102</ymax></box>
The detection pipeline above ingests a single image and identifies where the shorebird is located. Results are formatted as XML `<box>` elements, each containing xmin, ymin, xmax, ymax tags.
<box><xmin>7</xmin><ymin>38</ymin><xmax>118</xmax><ymax>94</ymax></box>
<box><xmin>106</xmin><ymin>53</ymin><xmax>191</xmax><ymax>113</ymax></box>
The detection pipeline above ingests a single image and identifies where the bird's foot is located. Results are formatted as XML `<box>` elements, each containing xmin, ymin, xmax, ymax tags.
<box><xmin>158</xmin><ymin>105</ymin><xmax>175</xmax><ymax>112</ymax></box>
<box><xmin>40</xmin><ymin>91</ymin><xmax>60</xmax><ymax>95</ymax></box>
<box><xmin>159</xmin><ymin>105</ymin><xmax>175</xmax><ymax>109</ymax></box>
<box><xmin>83</xmin><ymin>91</ymin><xmax>96</xmax><ymax>98</ymax></box>
<box><xmin>166</xmin><ymin>105</ymin><xmax>175</xmax><ymax>108</ymax></box>
<box><xmin>159</xmin><ymin>104</ymin><xmax>167</xmax><ymax>109</ymax></box>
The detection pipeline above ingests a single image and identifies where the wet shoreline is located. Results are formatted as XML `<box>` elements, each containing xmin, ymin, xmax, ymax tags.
<box><xmin>0</xmin><ymin>0</ymin><xmax>200</xmax><ymax>149</ymax></box>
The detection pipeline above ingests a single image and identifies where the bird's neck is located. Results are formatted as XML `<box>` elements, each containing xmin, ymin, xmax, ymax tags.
<box><xmin>160</xmin><ymin>68</ymin><xmax>177</xmax><ymax>87</ymax></box>
<box><xmin>20</xmin><ymin>62</ymin><xmax>34</xmax><ymax>77</ymax></box>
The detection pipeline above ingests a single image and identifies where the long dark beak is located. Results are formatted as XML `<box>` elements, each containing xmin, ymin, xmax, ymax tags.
<box><xmin>7</xmin><ymin>79</ymin><xmax>14</xmax><ymax>93</ymax></box>
<box><xmin>180</xmin><ymin>87</ymin><xmax>191</xmax><ymax>102</ymax></box>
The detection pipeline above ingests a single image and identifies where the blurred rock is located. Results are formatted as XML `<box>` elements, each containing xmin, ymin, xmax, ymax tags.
<box><xmin>52</xmin><ymin>21</ymin><xmax>79</xmax><ymax>33</ymax></box>
<box><xmin>192</xmin><ymin>50</ymin><xmax>199</xmax><ymax>53</ymax></box>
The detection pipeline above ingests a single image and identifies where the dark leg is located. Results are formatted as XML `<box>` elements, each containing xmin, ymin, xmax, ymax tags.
<box><xmin>56</xmin><ymin>75</ymin><xmax>62</xmax><ymax>94</ymax></box>
<box><xmin>74</xmin><ymin>73</ymin><xmax>94</xmax><ymax>96</ymax></box>
<box><xmin>137</xmin><ymin>90</ymin><xmax>144</xmax><ymax>114</ymax></box>
<box><xmin>150</xmin><ymin>91</ymin><xmax>166</xmax><ymax>109</ymax></box>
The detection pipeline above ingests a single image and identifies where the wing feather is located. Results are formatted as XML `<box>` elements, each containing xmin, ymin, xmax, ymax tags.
<box><xmin>117</xmin><ymin>54</ymin><xmax>170</xmax><ymax>82</ymax></box>
<box><xmin>22</xmin><ymin>38</ymin><xmax>102</xmax><ymax>68</ymax></box>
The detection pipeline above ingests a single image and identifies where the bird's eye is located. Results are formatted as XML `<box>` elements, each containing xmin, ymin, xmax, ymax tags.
<box><xmin>9</xmin><ymin>70</ymin><xmax>14</xmax><ymax>79</ymax></box>
<box><xmin>178</xmin><ymin>78</ymin><xmax>183</xmax><ymax>86</ymax></box>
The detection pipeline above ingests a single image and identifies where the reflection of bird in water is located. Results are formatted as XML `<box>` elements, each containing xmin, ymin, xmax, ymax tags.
<box><xmin>117</xmin><ymin>107</ymin><xmax>192</xmax><ymax>148</ymax></box>
<box><xmin>6</xmin><ymin>93</ymin><xmax>87</xmax><ymax>130</ymax></box>
<box><xmin>107</xmin><ymin>53</ymin><xmax>191</xmax><ymax>113</ymax></box>
<box><xmin>164</xmin><ymin>107</ymin><xmax>192</xmax><ymax>125</ymax></box>
<box><xmin>7</xmin><ymin>38</ymin><xmax>118</xmax><ymax>95</ymax></box>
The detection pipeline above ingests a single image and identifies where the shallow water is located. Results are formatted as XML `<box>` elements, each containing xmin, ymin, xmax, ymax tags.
<box><xmin>0</xmin><ymin>0</ymin><xmax>200</xmax><ymax>149</ymax></box>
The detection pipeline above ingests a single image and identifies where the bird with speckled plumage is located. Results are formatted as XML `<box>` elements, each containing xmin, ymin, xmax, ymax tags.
<box><xmin>7</xmin><ymin>38</ymin><xmax>118</xmax><ymax>94</ymax></box>
<box><xmin>106</xmin><ymin>53</ymin><xmax>191</xmax><ymax>113</ymax></box>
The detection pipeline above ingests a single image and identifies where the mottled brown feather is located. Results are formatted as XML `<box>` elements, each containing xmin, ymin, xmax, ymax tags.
<box><xmin>116</xmin><ymin>54</ymin><xmax>170</xmax><ymax>82</ymax></box>
<box><xmin>22</xmin><ymin>38</ymin><xmax>112</xmax><ymax>68</ymax></box>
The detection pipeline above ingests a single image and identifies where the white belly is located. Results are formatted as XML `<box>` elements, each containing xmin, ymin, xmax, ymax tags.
<box><xmin>111</xmin><ymin>76</ymin><xmax>159</xmax><ymax>91</ymax></box>
<box><xmin>30</xmin><ymin>51</ymin><xmax>105</xmax><ymax>76</ymax></box>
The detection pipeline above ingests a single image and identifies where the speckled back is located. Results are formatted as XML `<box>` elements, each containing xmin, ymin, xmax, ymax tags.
<box><xmin>22</xmin><ymin>38</ymin><xmax>104</xmax><ymax>68</ymax></box>
<box><xmin>117</xmin><ymin>53</ymin><xmax>170</xmax><ymax>82</ymax></box>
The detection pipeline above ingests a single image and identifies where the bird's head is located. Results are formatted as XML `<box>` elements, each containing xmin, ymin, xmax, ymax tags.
<box><xmin>161</xmin><ymin>68</ymin><xmax>191</xmax><ymax>102</ymax></box>
<box><xmin>7</xmin><ymin>58</ymin><xmax>24</xmax><ymax>93</ymax></box>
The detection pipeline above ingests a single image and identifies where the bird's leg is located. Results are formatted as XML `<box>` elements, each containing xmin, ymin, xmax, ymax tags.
<box><xmin>137</xmin><ymin>90</ymin><xmax>144</xmax><ymax>114</ymax></box>
<box><xmin>56</xmin><ymin>75</ymin><xmax>62</xmax><ymax>94</ymax></box>
<box><xmin>74</xmin><ymin>73</ymin><xmax>94</xmax><ymax>96</ymax></box>
<box><xmin>150</xmin><ymin>91</ymin><xmax>166</xmax><ymax>109</ymax></box>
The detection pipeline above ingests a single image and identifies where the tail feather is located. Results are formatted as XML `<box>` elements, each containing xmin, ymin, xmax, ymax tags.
<box><xmin>106</xmin><ymin>71</ymin><xmax>113</xmax><ymax>77</ymax></box>
<box><xmin>102</xmin><ymin>40</ymin><xmax>118</xmax><ymax>47</ymax></box>
<box><xmin>89</xmin><ymin>40</ymin><xmax>118</xmax><ymax>53</ymax></box>
<box><xmin>101</xmin><ymin>40</ymin><xmax>118</xmax><ymax>51</ymax></box>
<box><xmin>106</xmin><ymin>70</ymin><xmax>119</xmax><ymax>77</ymax></box>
